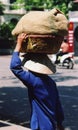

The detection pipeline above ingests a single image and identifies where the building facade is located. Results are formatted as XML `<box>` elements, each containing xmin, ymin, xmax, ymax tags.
<box><xmin>0</xmin><ymin>0</ymin><xmax>26</xmax><ymax>24</ymax></box>
<box><xmin>0</xmin><ymin>0</ymin><xmax>26</xmax><ymax>54</ymax></box>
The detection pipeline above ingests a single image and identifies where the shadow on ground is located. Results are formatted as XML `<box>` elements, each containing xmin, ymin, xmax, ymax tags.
<box><xmin>51</xmin><ymin>72</ymin><xmax>78</xmax><ymax>130</ymax></box>
<box><xmin>0</xmin><ymin>86</ymin><xmax>31</xmax><ymax>128</ymax></box>
<box><xmin>58</xmin><ymin>85</ymin><xmax>78</xmax><ymax>130</ymax></box>
<box><xmin>0</xmin><ymin>85</ymin><xmax>78</xmax><ymax>130</ymax></box>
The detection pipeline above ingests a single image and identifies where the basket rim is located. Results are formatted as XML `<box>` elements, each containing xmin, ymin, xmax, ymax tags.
<box><xmin>25</xmin><ymin>34</ymin><xmax>64</xmax><ymax>39</ymax></box>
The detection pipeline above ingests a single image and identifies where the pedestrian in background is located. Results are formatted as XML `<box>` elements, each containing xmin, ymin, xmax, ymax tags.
<box><xmin>61</xmin><ymin>37</ymin><xmax>69</xmax><ymax>53</ymax></box>
<box><xmin>10</xmin><ymin>33</ymin><xmax>64</xmax><ymax>130</ymax></box>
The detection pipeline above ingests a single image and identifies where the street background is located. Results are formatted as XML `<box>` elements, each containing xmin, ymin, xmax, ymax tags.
<box><xmin>0</xmin><ymin>55</ymin><xmax>78</xmax><ymax>130</ymax></box>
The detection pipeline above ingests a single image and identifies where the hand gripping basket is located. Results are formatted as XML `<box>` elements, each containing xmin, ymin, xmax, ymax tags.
<box><xmin>20</xmin><ymin>34</ymin><xmax>64</xmax><ymax>54</ymax></box>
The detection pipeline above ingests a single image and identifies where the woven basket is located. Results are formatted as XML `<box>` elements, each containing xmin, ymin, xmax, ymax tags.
<box><xmin>20</xmin><ymin>34</ymin><xmax>64</xmax><ymax>54</ymax></box>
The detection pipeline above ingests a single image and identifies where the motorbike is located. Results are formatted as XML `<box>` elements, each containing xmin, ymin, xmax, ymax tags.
<box><xmin>50</xmin><ymin>50</ymin><xmax>74</xmax><ymax>69</ymax></box>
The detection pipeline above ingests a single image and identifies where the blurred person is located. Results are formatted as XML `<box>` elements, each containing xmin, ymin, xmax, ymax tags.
<box><xmin>55</xmin><ymin>37</ymin><xmax>69</xmax><ymax>64</ymax></box>
<box><xmin>61</xmin><ymin>37</ymin><xmax>69</xmax><ymax>53</ymax></box>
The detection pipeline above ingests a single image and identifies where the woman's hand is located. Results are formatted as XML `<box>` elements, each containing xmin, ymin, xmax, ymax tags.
<box><xmin>14</xmin><ymin>33</ymin><xmax>27</xmax><ymax>52</ymax></box>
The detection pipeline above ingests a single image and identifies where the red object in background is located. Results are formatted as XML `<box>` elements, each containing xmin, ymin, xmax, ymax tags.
<box><xmin>73</xmin><ymin>0</ymin><xmax>78</xmax><ymax>3</ymax></box>
<box><xmin>68</xmin><ymin>22</ymin><xmax>74</xmax><ymax>53</ymax></box>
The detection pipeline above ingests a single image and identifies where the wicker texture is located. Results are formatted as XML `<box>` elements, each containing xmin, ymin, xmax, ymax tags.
<box><xmin>20</xmin><ymin>34</ymin><xmax>64</xmax><ymax>54</ymax></box>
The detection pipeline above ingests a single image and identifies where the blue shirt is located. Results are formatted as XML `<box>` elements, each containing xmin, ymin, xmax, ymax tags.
<box><xmin>10</xmin><ymin>52</ymin><xmax>64</xmax><ymax>130</ymax></box>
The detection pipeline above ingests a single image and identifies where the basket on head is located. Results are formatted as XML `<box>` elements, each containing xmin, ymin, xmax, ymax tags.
<box><xmin>20</xmin><ymin>34</ymin><xmax>64</xmax><ymax>54</ymax></box>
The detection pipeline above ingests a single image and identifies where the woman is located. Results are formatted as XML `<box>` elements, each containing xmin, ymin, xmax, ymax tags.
<box><xmin>10</xmin><ymin>33</ymin><xmax>64</xmax><ymax>130</ymax></box>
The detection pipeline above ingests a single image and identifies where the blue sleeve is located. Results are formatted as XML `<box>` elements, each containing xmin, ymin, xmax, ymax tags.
<box><xmin>10</xmin><ymin>52</ymin><xmax>35</xmax><ymax>87</ymax></box>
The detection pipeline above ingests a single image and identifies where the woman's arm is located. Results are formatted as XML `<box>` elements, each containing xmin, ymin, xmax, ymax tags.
<box><xmin>10</xmin><ymin>33</ymin><xmax>35</xmax><ymax>87</ymax></box>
